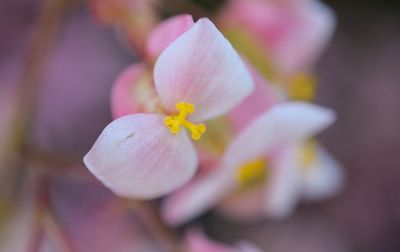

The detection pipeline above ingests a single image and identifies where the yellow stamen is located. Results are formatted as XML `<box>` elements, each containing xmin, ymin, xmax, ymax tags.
<box><xmin>288</xmin><ymin>73</ymin><xmax>317</xmax><ymax>101</ymax></box>
<box><xmin>236</xmin><ymin>159</ymin><xmax>267</xmax><ymax>188</ymax></box>
<box><xmin>300</xmin><ymin>139</ymin><xmax>318</xmax><ymax>172</ymax></box>
<box><xmin>164</xmin><ymin>102</ymin><xmax>206</xmax><ymax>140</ymax></box>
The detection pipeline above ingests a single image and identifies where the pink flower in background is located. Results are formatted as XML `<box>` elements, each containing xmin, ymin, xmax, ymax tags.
<box><xmin>218</xmin><ymin>141</ymin><xmax>344</xmax><ymax>221</ymax></box>
<box><xmin>220</xmin><ymin>0</ymin><xmax>335</xmax><ymax>77</ymax></box>
<box><xmin>184</xmin><ymin>228</ymin><xmax>262</xmax><ymax>252</ymax></box>
<box><xmin>84</xmin><ymin>17</ymin><xmax>254</xmax><ymax>199</ymax></box>
<box><xmin>219</xmin><ymin>0</ymin><xmax>335</xmax><ymax>101</ymax></box>
<box><xmin>162</xmin><ymin>102</ymin><xmax>338</xmax><ymax>225</ymax></box>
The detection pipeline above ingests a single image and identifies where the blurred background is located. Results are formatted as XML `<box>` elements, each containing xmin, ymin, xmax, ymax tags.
<box><xmin>1</xmin><ymin>0</ymin><xmax>400</xmax><ymax>251</ymax></box>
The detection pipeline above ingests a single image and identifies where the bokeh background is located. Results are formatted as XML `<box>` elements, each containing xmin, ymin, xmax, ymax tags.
<box><xmin>1</xmin><ymin>0</ymin><xmax>400</xmax><ymax>251</ymax></box>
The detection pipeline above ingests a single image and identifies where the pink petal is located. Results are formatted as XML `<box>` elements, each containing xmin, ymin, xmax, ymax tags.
<box><xmin>302</xmin><ymin>145</ymin><xmax>345</xmax><ymax>201</ymax></box>
<box><xmin>272</xmin><ymin>0</ymin><xmax>336</xmax><ymax>74</ymax></box>
<box><xmin>263</xmin><ymin>144</ymin><xmax>302</xmax><ymax>219</ymax></box>
<box><xmin>223</xmin><ymin>102</ymin><xmax>335</xmax><ymax>169</ymax></box>
<box><xmin>84</xmin><ymin>113</ymin><xmax>197</xmax><ymax>199</ymax></box>
<box><xmin>228</xmin><ymin>64</ymin><xmax>279</xmax><ymax>132</ymax></box>
<box><xmin>146</xmin><ymin>14</ymin><xmax>194</xmax><ymax>59</ymax></box>
<box><xmin>154</xmin><ymin>18</ymin><xmax>253</xmax><ymax>121</ymax></box>
<box><xmin>222</xmin><ymin>0</ymin><xmax>335</xmax><ymax>74</ymax></box>
<box><xmin>111</xmin><ymin>63</ymin><xmax>146</xmax><ymax>118</ymax></box>
<box><xmin>162</xmin><ymin>167</ymin><xmax>234</xmax><ymax>226</ymax></box>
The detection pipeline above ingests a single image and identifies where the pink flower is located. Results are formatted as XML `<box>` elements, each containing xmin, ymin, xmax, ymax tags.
<box><xmin>162</xmin><ymin>102</ymin><xmax>338</xmax><ymax>225</ymax></box>
<box><xmin>220</xmin><ymin>0</ymin><xmax>336</xmax><ymax>77</ymax></box>
<box><xmin>218</xmin><ymin>141</ymin><xmax>344</xmax><ymax>221</ymax></box>
<box><xmin>184</xmin><ymin>228</ymin><xmax>262</xmax><ymax>252</ymax></box>
<box><xmin>84</xmin><ymin>17</ymin><xmax>254</xmax><ymax>199</ymax></box>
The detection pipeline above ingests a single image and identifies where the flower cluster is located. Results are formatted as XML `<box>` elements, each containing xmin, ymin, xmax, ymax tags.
<box><xmin>0</xmin><ymin>0</ymin><xmax>349</xmax><ymax>250</ymax></box>
<box><xmin>82</xmin><ymin>0</ymin><xmax>344</xmax><ymax>249</ymax></box>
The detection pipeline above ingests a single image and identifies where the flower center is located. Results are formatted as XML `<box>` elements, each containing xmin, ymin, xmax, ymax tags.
<box><xmin>164</xmin><ymin>102</ymin><xmax>206</xmax><ymax>140</ymax></box>
<box><xmin>300</xmin><ymin>139</ymin><xmax>318</xmax><ymax>172</ymax></box>
<box><xmin>235</xmin><ymin>158</ymin><xmax>267</xmax><ymax>188</ymax></box>
<box><xmin>288</xmin><ymin>73</ymin><xmax>317</xmax><ymax>101</ymax></box>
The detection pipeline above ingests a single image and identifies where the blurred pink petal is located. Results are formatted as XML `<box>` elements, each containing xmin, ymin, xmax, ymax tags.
<box><xmin>84</xmin><ymin>113</ymin><xmax>197</xmax><ymax>199</ymax></box>
<box><xmin>302</xmin><ymin>145</ymin><xmax>345</xmax><ymax>201</ymax></box>
<box><xmin>162</xmin><ymin>167</ymin><xmax>233</xmax><ymax>226</ymax></box>
<box><xmin>273</xmin><ymin>0</ymin><xmax>336</xmax><ymax>74</ymax></box>
<box><xmin>223</xmin><ymin>102</ymin><xmax>335</xmax><ymax>168</ymax></box>
<box><xmin>154</xmin><ymin>18</ymin><xmax>253</xmax><ymax>121</ymax></box>
<box><xmin>227</xmin><ymin>65</ymin><xmax>278</xmax><ymax>132</ymax></box>
<box><xmin>147</xmin><ymin>14</ymin><xmax>194</xmax><ymax>59</ymax></box>
<box><xmin>111</xmin><ymin>63</ymin><xmax>147</xmax><ymax>118</ymax></box>
<box><xmin>222</xmin><ymin>0</ymin><xmax>335</xmax><ymax>75</ymax></box>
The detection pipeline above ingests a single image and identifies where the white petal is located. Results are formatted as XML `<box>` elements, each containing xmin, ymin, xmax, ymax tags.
<box><xmin>84</xmin><ymin>114</ymin><xmax>197</xmax><ymax>199</ymax></box>
<box><xmin>302</xmin><ymin>145</ymin><xmax>345</xmax><ymax>201</ymax></box>
<box><xmin>222</xmin><ymin>102</ymin><xmax>335</xmax><ymax>168</ymax></box>
<box><xmin>154</xmin><ymin>18</ymin><xmax>253</xmax><ymax>121</ymax></box>
<box><xmin>263</xmin><ymin>144</ymin><xmax>302</xmax><ymax>219</ymax></box>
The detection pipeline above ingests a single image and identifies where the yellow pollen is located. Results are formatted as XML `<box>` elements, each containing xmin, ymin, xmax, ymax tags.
<box><xmin>236</xmin><ymin>159</ymin><xmax>267</xmax><ymax>188</ymax></box>
<box><xmin>288</xmin><ymin>73</ymin><xmax>317</xmax><ymax>101</ymax></box>
<box><xmin>300</xmin><ymin>139</ymin><xmax>318</xmax><ymax>172</ymax></box>
<box><xmin>164</xmin><ymin>102</ymin><xmax>206</xmax><ymax>140</ymax></box>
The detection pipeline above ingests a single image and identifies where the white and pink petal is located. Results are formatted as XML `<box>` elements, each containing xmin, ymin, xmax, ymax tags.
<box><xmin>263</xmin><ymin>144</ymin><xmax>302</xmax><ymax>219</ymax></box>
<box><xmin>84</xmin><ymin>113</ymin><xmax>197</xmax><ymax>199</ymax></box>
<box><xmin>154</xmin><ymin>18</ymin><xmax>254</xmax><ymax>122</ymax></box>
<box><xmin>222</xmin><ymin>102</ymin><xmax>335</xmax><ymax>169</ymax></box>
<box><xmin>302</xmin><ymin>145</ymin><xmax>345</xmax><ymax>201</ymax></box>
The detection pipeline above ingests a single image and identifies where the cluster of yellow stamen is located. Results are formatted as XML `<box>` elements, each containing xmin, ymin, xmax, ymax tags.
<box><xmin>235</xmin><ymin>159</ymin><xmax>267</xmax><ymax>188</ymax></box>
<box><xmin>288</xmin><ymin>73</ymin><xmax>317</xmax><ymax>101</ymax></box>
<box><xmin>164</xmin><ymin>102</ymin><xmax>206</xmax><ymax>140</ymax></box>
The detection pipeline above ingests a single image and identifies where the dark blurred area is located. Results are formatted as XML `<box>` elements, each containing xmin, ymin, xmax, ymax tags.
<box><xmin>1</xmin><ymin>0</ymin><xmax>400</xmax><ymax>252</ymax></box>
